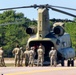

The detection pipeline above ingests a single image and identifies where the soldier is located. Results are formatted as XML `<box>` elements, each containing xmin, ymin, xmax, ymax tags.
<box><xmin>49</xmin><ymin>47</ymin><xmax>57</xmax><ymax>67</ymax></box>
<box><xmin>12</xmin><ymin>45</ymin><xmax>20</xmax><ymax>67</ymax></box>
<box><xmin>0</xmin><ymin>47</ymin><xmax>6</xmax><ymax>67</ymax></box>
<box><xmin>39</xmin><ymin>43</ymin><xmax>45</xmax><ymax>61</ymax></box>
<box><xmin>24</xmin><ymin>47</ymin><xmax>29</xmax><ymax>67</ymax></box>
<box><xmin>39</xmin><ymin>43</ymin><xmax>45</xmax><ymax>54</ymax></box>
<box><xmin>29</xmin><ymin>47</ymin><xmax>35</xmax><ymax>67</ymax></box>
<box><xmin>32</xmin><ymin>46</ymin><xmax>36</xmax><ymax>58</ymax></box>
<box><xmin>37</xmin><ymin>46</ymin><xmax>44</xmax><ymax>66</ymax></box>
<box><xmin>19</xmin><ymin>47</ymin><xmax>24</xmax><ymax>66</ymax></box>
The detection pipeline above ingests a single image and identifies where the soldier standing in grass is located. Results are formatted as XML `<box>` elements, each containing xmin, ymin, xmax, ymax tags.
<box><xmin>12</xmin><ymin>45</ymin><xmax>20</xmax><ymax>67</ymax></box>
<box><xmin>19</xmin><ymin>47</ymin><xmax>24</xmax><ymax>66</ymax></box>
<box><xmin>0</xmin><ymin>47</ymin><xmax>6</xmax><ymax>67</ymax></box>
<box><xmin>49</xmin><ymin>47</ymin><xmax>57</xmax><ymax>67</ymax></box>
<box><xmin>29</xmin><ymin>47</ymin><xmax>35</xmax><ymax>67</ymax></box>
<box><xmin>24</xmin><ymin>47</ymin><xmax>29</xmax><ymax>67</ymax></box>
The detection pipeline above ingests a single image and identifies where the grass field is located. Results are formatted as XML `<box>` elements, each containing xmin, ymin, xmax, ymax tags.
<box><xmin>6</xmin><ymin>63</ymin><xmax>14</xmax><ymax>67</ymax></box>
<box><xmin>3</xmin><ymin>58</ymin><xmax>24</xmax><ymax>67</ymax></box>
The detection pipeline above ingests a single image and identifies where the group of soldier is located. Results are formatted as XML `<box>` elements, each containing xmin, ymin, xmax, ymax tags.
<box><xmin>12</xmin><ymin>44</ymin><xmax>45</xmax><ymax>67</ymax></box>
<box><xmin>0</xmin><ymin>44</ymin><xmax>57</xmax><ymax>67</ymax></box>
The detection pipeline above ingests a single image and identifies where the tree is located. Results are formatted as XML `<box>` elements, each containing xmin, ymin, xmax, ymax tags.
<box><xmin>0</xmin><ymin>10</ymin><xmax>30</xmax><ymax>57</ymax></box>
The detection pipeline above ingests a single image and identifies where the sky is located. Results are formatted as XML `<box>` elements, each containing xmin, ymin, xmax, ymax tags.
<box><xmin>0</xmin><ymin>0</ymin><xmax>76</xmax><ymax>20</ymax></box>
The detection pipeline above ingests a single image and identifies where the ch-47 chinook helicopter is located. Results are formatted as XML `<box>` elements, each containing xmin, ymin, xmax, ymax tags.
<box><xmin>0</xmin><ymin>4</ymin><xmax>76</xmax><ymax>66</ymax></box>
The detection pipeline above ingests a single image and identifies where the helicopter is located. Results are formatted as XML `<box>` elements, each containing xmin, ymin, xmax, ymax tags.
<box><xmin>0</xmin><ymin>4</ymin><xmax>76</xmax><ymax>66</ymax></box>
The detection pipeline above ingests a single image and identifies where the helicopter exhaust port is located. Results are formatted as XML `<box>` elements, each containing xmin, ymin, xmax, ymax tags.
<box><xmin>53</xmin><ymin>22</ymin><xmax>65</xmax><ymax>36</ymax></box>
<box><xmin>26</xmin><ymin>27</ymin><xmax>37</xmax><ymax>34</ymax></box>
<box><xmin>53</xmin><ymin>25</ymin><xmax>65</xmax><ymax>36</ymax></box>
<box><xmin>29</xmin><ymin>41</ymin><xmax>54</xmax><ymax>61</ymax></box>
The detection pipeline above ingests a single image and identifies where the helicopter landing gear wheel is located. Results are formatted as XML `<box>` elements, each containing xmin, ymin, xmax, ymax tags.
<box><xmin>71</xmin><ymin>59</ymin><xmax>74</xmax><ymax>67</ymax></box>
<box><xmin>67</xmin><ymin>60</ymin><xmax>70</xmax><ymax>67</ymax></box>
<box><xmin>67</xmin><ymin>58</ymin><xmax>74</xmax><ymax>67</ymax></box>
<box><xmin>61</xmin><ymin>58</ymin><xmax>65</xmax><ymax>66</ymax></box>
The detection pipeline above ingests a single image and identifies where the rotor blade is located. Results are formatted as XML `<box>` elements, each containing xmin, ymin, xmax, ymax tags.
<box><xmin>50</xmin><ymin>5</ymin><xmax>76</xmax><ymax>11</ymax></box>
<box><xmin>0</xmin><ymin>5</ymin><xmax>35</xmax><ymax>11</ymax></box>
<box><xmin>0</xmin><ymin>4</ymin><xmax>76</xmax><ymax>11</ymax></box>
<box><xmin>50</xmin><ymin>7</ymin><xmax>76</xmax><ymax>17</ymax></box>
<box><xmin>0</xmin><ymin>4</ymin><xmax>76</xmax><ymax>17</ymax></box>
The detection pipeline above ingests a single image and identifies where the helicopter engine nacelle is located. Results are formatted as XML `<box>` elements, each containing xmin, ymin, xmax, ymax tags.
<box><xmin>26</xmin><ymin>27</ymin><xmax>37</xmax><ymax>34</ymax></box>
<box><xmin>53</xmin><ymin>22</ymin><xmax>65</xmax><ymax>36</ymax></box>
<box><xmin>53</xmin><ymin>26</ymin><xmax>65</xmax><ymax>36</ymax></box>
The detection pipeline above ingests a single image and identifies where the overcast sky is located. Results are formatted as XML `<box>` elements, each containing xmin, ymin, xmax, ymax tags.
<box><xmin>0</xmin><ymin>0</ymin><xmax>76</xmax><ymax>20</ymax></box>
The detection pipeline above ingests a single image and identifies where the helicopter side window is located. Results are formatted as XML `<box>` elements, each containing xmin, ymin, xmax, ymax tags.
<box><xmin>62</xmin><ymin>42</ymin><xmax>66</xmax><ymax>47</ymax></box>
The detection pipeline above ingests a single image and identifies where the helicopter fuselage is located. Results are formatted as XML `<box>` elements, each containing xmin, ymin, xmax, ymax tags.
<box><xmin>26</xmin><ymin>8</ymin><xmax>75</xmax><ymax>66</ymax></box>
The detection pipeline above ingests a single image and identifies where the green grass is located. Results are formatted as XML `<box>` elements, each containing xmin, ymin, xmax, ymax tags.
<box><xmin>6</xmin><ymin>63</ymin><xmax>14</xmax><ymax>67</ymax></box>
<box><xmin>5</xmin><ymin>63</ymin><xmax>26</xmax><ymax>67</ymax></box>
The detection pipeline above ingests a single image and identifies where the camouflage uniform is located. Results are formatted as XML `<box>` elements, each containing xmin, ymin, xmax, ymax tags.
<box><xmin>49</xmin><ymin>47</ymin><xmax>57</xmax><ymax>67</ymax></box>
<box><xmin>24</xmin><ymin>47</ymin><xmax>29</xmax><ymax>66</ymax></box>
<box><xmin>39</xmin><ymin>43</ymin><xmax>45</xmax><ymax>54</ymax></box>
<box><xmin>37</xmin><ymin>46</ymin><xmax>44</xmax><ymax>66</ymax></box>
<box><xmin>0</xmin><ymin>47</ymin><xmax>6</xmax><ymax>67</ymax></box>
<box><xmin>12</xmin><ymin>45</ymin><xmax>21</xmax><ymax>67</ymax></box>
<box><xmin>29</xmin><ymin>47</ymin><xmax>35</xmax><ymax>67</ymax></box>
<box><xmin>19</xmin><ymin>47</ymin><xmax>24</xmax><ymax>66</ymax></box>
<box><xmin>32</xmin><ymin>46</ymin><xmax>36</xmax><ymax>58</ymax></box>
